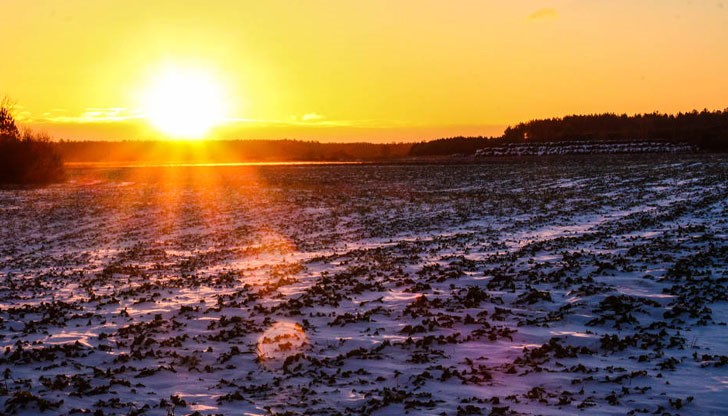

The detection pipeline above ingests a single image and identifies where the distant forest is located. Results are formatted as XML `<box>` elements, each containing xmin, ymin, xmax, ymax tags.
<box><xmin>55</xmin><ymin>109</ymin><xmax>728</xmax><ymax>163</ymax></box>
<box><xmin>410</xmin><ymin>109</ymin><xmax>728</xmax><ymax>156</ymax></box>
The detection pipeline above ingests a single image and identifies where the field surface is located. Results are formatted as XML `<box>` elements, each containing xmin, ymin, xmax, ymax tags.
<box><xmin>1</xmin><ymin>155</ymin><xmax>727</xmax><ymax>415</ymax></box>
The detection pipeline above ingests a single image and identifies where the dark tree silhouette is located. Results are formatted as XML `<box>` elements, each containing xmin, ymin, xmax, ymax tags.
<box><xmin>500</xmin><ymin>110</ymin><xmax>728</xmax><ymax>150</ymax></box>
<box><xmin>0</xmin><ymin>100</ymin><xmax>65</xmax><ymax>184</ymax></box>
<box><xmin>409</xmin><ymin>136</ymin><xmax>496</xmax><ymax>157</ymax></box>
<box><xmin>0</xmin><ymin>99</ymin><xmax>19</xmax><ymax>138</ymax></box>
<box><xmin>409</xmin><ymin>109</ymin><xmax>728</xmax><ymax>156</ymax></box>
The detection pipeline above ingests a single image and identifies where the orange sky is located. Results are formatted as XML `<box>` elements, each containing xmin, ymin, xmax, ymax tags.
<box><xmin>3</xmin><ymin>0</ymin><xmax>727</xmax><ymax>142</ymax></box>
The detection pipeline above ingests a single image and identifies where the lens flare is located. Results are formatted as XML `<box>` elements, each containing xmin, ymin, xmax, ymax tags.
<box><xmin>256</xmin><ymin>322</ymin><xmax>308</xmax><ymax>368</ymax></box>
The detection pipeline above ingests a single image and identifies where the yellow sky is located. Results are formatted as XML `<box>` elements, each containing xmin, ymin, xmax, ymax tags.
<box><xmin>3</xmin><ymin>0</ymin><xmax>727</xmax><ymax>142</ymax></box>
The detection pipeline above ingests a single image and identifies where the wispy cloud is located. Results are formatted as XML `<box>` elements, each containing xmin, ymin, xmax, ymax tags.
<box><xmin>223</xmin><ymin>115</ymin><xmax>417</xmax><ymax>130</ymax></box>
<box><xmin>29</xmin><ymin>108</ymin><xmax>386</xmax><ymax>131</ymax></box>
<box><xmin>10</xmin><ymin>104</ymin><xmax>34</xmax><ymax>123</ymax></box>
<box><xmin>301</xmin><ymin>113</ymin><xmax>324</xmax><ymax>122</ymax></box>
<box><xmin>288</xmin><ymin>113</ymin><xmax>331</xmax><ymax>124</ymax></box>
<box><xmin>528</xmin><ymin>8</ymin><xmax>558</xmax><ymax>21</ymax></box>
<box><xmin>33</xmin><ymin>107</ymin><xmax>143</xmax><ymax>123</ymax></box>
<box><xmin>226</xmin><ymin>113</ymin><xmax>355</xmax><ymax>128</ymax></box>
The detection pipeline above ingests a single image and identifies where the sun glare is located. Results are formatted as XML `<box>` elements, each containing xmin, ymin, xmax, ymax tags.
<box><xmin>141</xmin><ymin>67</ymin><xmax>227</xmax><ymax>139</ymax></box>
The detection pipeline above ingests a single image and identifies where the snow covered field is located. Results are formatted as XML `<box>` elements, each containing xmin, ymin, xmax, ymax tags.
<box><xmin>0</xmin><ymin>154</ymin><xmax>726</xmax><ymax>415</ymax></box>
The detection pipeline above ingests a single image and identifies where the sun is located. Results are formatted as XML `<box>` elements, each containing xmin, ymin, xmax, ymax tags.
<box><xmin>141</xmin><ymin>67</ymin><xmax>227</xmax><ymax>139</ymax></box>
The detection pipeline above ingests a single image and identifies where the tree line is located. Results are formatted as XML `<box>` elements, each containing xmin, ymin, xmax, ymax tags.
<box><xmin>410</xmin><ymin>109</ymin><xmax>728</xmax><ymax>156</ymax></box>
<box><xmin>3</xmin><ymin>103</ymin><xmax>728</xmax><ymax>185</ymax></box>
<box><xmin>0</xmin><ymin>101</ymin><xmax>65</xmax><ymax>184</ymax></box>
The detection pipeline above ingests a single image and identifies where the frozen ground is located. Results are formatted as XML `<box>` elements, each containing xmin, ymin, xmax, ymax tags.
<box><xmin>0</xmin><ymin>154</ymin><xmax>726</xmax><ymax>415</ymax></box>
